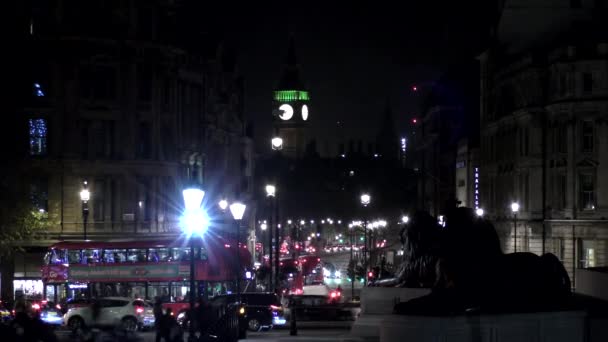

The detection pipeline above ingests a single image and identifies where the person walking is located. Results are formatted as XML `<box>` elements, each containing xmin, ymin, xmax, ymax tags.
<box><xmin>153</xmin><ymin>297</ymin><xmax>164</xmax><ymax>342</ymax></box>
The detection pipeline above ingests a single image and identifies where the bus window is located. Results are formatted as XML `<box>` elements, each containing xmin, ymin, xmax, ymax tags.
<box><xmin>51</xmin><ymin>249</ymin><xmax>66</xmax><ymax>264</ymax></box>
<box><xmin>171</xmin><ymin>281</ymin><xmax>189</xmax><ymax>302</ymax></box>
<box><xmin>148</xmin><ymin>282</ymin><xmax>170</xmax><ymax>302</ymax></box>
<box><xmin>127</xmin><ymin>249</ymin><xmax>146</xmax><ymax>262</ymax></box>
<box><xmin>172</xmin><ymin>248</ymin><xmax>191</xmax><ymax>261</ymax></box>
<box><xmin>197</xmin><ymin>247</ymin><xmax>208</xmax><ymax>261</ymax></box>
<box><xmin>103</xmin><ymin>249</ymin><xmax>127</xmax><ymax>263</ymax></box>
<box><xmin>44</xmin><ymin>252</ymin><xmax>51</xmax><ymax>265</ymax></box>
<box><xmin>67</xmin><ymin>250</ymin><xmax>82</xmax><ymax>264</ymax></box>
<box><xmin>83</xmin><ymin>249</ymin><xmax>101</xmax><ymax>264</ymax></box>
<box><xmin>148</xmin><ymin>248</ymin><xmax>169</xmax><ymax>262</ymax></box>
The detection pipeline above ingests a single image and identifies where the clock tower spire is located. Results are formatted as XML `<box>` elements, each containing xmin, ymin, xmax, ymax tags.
<box><xmin>272</xmin><ymin>36</ymin><xmax>310</xmax><ymax>159</ymax></box>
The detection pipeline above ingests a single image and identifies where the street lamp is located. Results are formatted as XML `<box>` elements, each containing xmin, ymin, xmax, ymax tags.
<box><xmin>229</xmin><ymin>201</ymin><xmax>246</xmax><ymax>314</ymax></box>
<box><xmin>218</xmin><ymin>198</ymin><xmax>228</xmax><ymax>212</ymax></box>
<box><xmin>265</xmin><ymin>184</ymin><xmax>276</xmax><ymax>291</ymax></box>
<box><xmin>511</xmin><ymin>202</ymin><xmax>520</xmax><ymax>252</ymax></box>
<box><xmin>79</xmin><ymin>181</ymin><xmax>90</xmax><ymax>240</ymax></box>
<box><xmin>182</xmin><ymin>186</ymin><xmax>207</xmax><ymax>342</ymax></box>
<box><xmin>360</xmin><ymin>193</ymin><xmax>371</xmax><ymax>285</ymax></box>
<box><xmin>348</xmin><ymin>222</ymin><xmax>355</xmax><ymax>300</ymax></box>
<box><xmin>271</xmin><ymin>136</ymin><xmax>283</xmax><ymax>151</ymax></box>
<box><xmin>401</xmin><ymin>215</ymin><xmax>409</xmax><ymax>224</ymax></box>
<box><xmin>476</xmin><ymin>208</ymin><xmax>484</xmax><ymax>217</ymax></box>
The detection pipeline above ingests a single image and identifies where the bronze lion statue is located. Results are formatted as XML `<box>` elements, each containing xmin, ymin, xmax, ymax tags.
<box><xmin>373</xmin><ymin>208</ymin><xmax>571</xmax><ymax>315</ymax></box>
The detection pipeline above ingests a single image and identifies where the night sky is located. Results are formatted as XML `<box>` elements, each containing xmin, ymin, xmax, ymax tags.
<box><xmin>194</xmin><ymin>1</ymin><xmax>496</xmax><ymax>152</ymax></box>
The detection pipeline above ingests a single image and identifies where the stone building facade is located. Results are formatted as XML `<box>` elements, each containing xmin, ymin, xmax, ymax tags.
<box><xmin>1</xmin><ymin>1</ymin><xmax>253</xmax><ymax>300</ymax></box>
<box><xmin>479</xmin><ymin>0</ymin><xmax>608</xmax><ymax>285</ymax></box>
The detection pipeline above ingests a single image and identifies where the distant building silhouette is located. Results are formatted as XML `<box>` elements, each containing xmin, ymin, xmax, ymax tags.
<box><xmin>1</xmin><ymin>1</ymin><xmax>252</xmax><ymax>302</ymax></box>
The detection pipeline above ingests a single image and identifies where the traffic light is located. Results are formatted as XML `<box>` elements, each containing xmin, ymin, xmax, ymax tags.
<box><xmin>368</xmin><ymin>271</ymin><xmax>374</xmax><ymax>279</ymax></box>
<box><xmin>411</xmin><ymin>118</ymin><xmax>417</xmax><ymax>124</ymax></box>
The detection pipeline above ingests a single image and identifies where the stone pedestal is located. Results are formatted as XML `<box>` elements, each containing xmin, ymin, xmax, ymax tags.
<box><xmin>380</xmin><ymin>311</ymin><xmax>586</xmax><ymax>342</ymax></box>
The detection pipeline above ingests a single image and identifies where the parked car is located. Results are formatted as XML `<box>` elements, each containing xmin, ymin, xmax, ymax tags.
<box><xmin>210</xmin><ymin>293</ymin><xmax>285</xmax><ymax>332</ymax></box>
<box><xmin>0</xmin><ymin>300</ymin><xmax>12</xmax><ymax>323</ymax></box>
<box><xmin>241</xmin><ymin>292</ymin><xmax>286</xmax><ymax>331</ymax></box>
<box><xmin>39</xmin><ymin>301</ymin><xmax>64</xmax><ymax>326</ymax></box>
<box><xmin>63</xmin><ymin>297</ymin><xmax>155</xmax><ymax>331</ymax></box>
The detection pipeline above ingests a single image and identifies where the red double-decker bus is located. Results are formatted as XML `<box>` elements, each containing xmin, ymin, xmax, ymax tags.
<box><xmin>278</xmin><ymin>255</ymin><xmax>322</xmax><ymax>294</ymax></box>
<box><xmin>41</xmin><ymin>237</ymin><xmax>251</xmax><ymax>314</ymax></box>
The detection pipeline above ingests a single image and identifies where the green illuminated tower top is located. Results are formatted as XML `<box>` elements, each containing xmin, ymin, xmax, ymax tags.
<box><xmin>273</xmin><ymin>36</ymin><xmax>310</xmax><ymax>158</ymax></box>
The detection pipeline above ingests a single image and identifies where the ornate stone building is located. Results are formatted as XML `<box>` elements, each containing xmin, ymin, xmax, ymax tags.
<box><xmin>1</xmin><ymin>0</ymin><xmax>253</xmax><ymax>300</ymax></box>
<box><xmin>479</xmin><ymin>0</ymin><xmax>608</xmax><ymax>285</ymax></box>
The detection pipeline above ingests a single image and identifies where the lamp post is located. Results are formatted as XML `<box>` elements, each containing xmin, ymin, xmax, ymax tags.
<box><xmin>348</xmin><ymin>223</ymin><xmax>354</xmax><ymax>300</ymax></box>
<box><xmin>182</xmin><ymin>186</ymin><xmax>207</xmax><ymax>342</ymax></box>
<box><xmin>265</xmin><ymin>184</ymin><xmax>276</xmax><ymax>291</ymax></box>
<box><xmin>511</xmin><ymin>202</ymin><xmax>520</xmax><ymax>252</ymax></box>
<box><xmin>229</xmin><ymin>202</ymin><xmax>246</xmax><ymax>311</ymax></box>
<box><xmin>360</xmin><ymin>193</ymin><xmax>371</xmax><ymax>285</ymax></box>
<box><xmin>79</xmin><ymin>181</ymin><xmax>90</xmax><ymax>240</ymax></box>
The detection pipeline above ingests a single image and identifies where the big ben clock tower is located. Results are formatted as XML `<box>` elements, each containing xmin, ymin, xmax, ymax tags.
<box><xmin>272</xmin><ymin>37</ymin><xmax>310</xmax><ymax>159</ymax></box>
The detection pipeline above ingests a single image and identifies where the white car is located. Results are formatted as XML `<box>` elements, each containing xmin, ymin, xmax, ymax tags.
<box><xmin>63</xmin><ymin>297</ymin><xmax>155</xmax><ymax>331</ymax></box>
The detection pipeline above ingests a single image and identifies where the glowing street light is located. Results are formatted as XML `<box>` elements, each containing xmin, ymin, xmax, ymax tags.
<box><xmin>401</xmin><ymin>215</ymin><xmax>409</xmax><ymax>224</ymax></box>
<box><xmin>218</xmin><ymin>199</ymin><xmax>228</xmax><ymax>212</ymax></box>
<box><xmin>181</xmin><ymin>185</ymin><xmax>208</xmax><ymax>342</ymax></box>
<box><xmin>265</xmin><ymin>184</ymin><xmax>276</xmax><ymax>197</ymax></box>
<box><xmin>79</xmin><ymin>181</ymin><xmax>90</xmax><ymax>240</ymax></box>
<box><xmin>511</xmin><ymin>202</ymin><xmax>520</xmax><ymax>252</ymax></box>
<box><xmin>271</xmin><ymin>136</ymin><xmax>283</xmax><ymax>150</ymax></box>
<box><xmin>228</xmin><ymin>200</ymin><xmax>246</xmax><ymax>329</ymax></box>
<box><xmin>476</xmin><ymin>208</ymin><xmax>484</xmax><ymax>217</ymax></box>
<box><xmin>360</xmin><ymin>193</ymin><xmax>371</xmax><ymax>207</ymax></box>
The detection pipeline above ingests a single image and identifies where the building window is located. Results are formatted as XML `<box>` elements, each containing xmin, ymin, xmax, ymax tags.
<box><xmin>29</xmin><ymin>118</ymin><xmax>48</xmax><ymax>156</ymax></box>
<box><xmin>520</xmin><ymin>127</ymin><xmax>529</xmax><ymax>156</ymax></box>
<box><xmin>80</xmin><ymin>65</ymin><xmax>116</xmax><ymax>101</ymax></box>
<box><xmin>94</xmin><ymin>179</ymin><xmax>105</xmax><ymax>222</ymax></box>
<box><xmin>557</xmin><ymin>174</ymin><xmax>567</xmax><ymax>209</ymax></box>
<box><xmin>579</xmin><ymin>173</ymin><xmax>595</xmax><ymax>210</ymax></box>
<box><xmin>578</xmin><ymin>240</ymin><xmax>596</xmax><ymax>268</ymax></box>
<box><xmin>137</xmin><ymin>177</ymin><xmax>153</xmax><ymax>222</ymax></box>
<box><xmin>137</xmin><ymin>122</ymin><xmax>152</xmax><ymax>159</ymax></box>
<box><xmin>557</xmin><ymin>124</ymin><xmax>567</xmax><ymax>153</ymax></box>
<box><xmin>582</xmin><ymin>73</ymin><xmax>593</xmax><ymax>93</ymax></box>
<box><xmin>93</xmin><ymin>121</ymin><xmax>115</xmax><ymax>159</ymax></box>
<box><xmin>559</xmin><ymin>72</ymin><xmax>568</xmax><ymax>96</ymax></box>
<box><xmin>30</xmin><ymin>177</ymin><xmax>48</xmax><ymax>213</ymax></box>
<box><xmin>137</xmin><ymin>66</ymin><xmax>152</xmax><ymax>102</ymax></box>
<box><xmin>554</xmin><ymin>238</ymin><xmax>565</xmax><ymax>261</ymax></box>
<box><xmin>582</xmin><ymin>121</ymin><xmax>594</xmax><ymax>152</ymax></box>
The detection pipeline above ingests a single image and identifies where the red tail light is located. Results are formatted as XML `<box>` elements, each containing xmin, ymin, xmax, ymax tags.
<box><xmin>270</xmin><ymin>305</ymin><xmax>282</xmax><ymax>311</ymax></box>
<box><xmin>56</xmin><ymin>304</ymin><xmax>62</xmax><ymax>310</ymax></box>
<box><xmin>330</xmin><ymin>292</ymin><xmax>337</xmax><ymax>298</ymax></box>
<box><xmin>135</xmin><ymin>307</ymin><xmax>144</xmax><ymax>314</ymax></box>
<box><xmin>32</xmin><ymin>303</ymin><xmax>41</xmax><ymax>310</ymax></box>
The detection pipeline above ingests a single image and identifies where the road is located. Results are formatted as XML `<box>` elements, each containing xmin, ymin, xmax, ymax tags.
<box><xmin>55</xmin><ymin>323</ymin><xmax>352</xmax><ymax>341</ymax></box>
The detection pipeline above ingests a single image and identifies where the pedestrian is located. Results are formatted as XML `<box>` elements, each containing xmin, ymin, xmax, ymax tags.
<box><xmin>161</xmin><ymin>308</ymin><xmax>178</xmax><ymax>342</ymax></box>
<box><xmin>153</xmin><ymin>297</ymin><xmax>164</xmax><ymax>342</ymax></box>
<box><xmin>196</xmin><ymin>297</ymin><xmax>212</xmax><ymax>336</ymax></box>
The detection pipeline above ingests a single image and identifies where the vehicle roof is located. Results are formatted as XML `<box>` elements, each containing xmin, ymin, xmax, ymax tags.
<box><xmin>96</xmin><ymin>297</ymin><xmax>135</xmax><ymax>301</ymax></box>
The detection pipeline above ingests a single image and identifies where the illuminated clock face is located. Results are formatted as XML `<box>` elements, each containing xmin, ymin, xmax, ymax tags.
<box><xmin>278</xmin><ymin>104</ymin><xmax>294</xmax><ymax>120</ymax></box>
<box><xmin>301</xmin><ymin>104</ymin><xmax>309</xmax><ymax>121</ymax></box>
